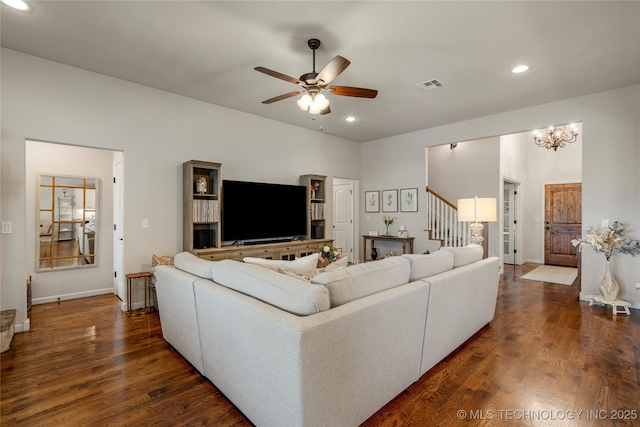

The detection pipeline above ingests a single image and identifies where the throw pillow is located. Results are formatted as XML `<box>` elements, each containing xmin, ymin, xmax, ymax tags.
<box><xmin>439</xmin><ymin>244</ymin><xmax>483</xmax><ymax>268</ymax></box>
<box><xmin>151</xmin><ymin>254</ymin><xmax>174</xmax><ymax>272</ymax></box>
<box><xmin>243</xmin><ymin>253</ymin><xmax>319</xmax><ymax>278</ymax></box>
<box><xmin>278</xmin><ymin>267</ymin><xmax>311</xmax><ymax>282</ymax></box>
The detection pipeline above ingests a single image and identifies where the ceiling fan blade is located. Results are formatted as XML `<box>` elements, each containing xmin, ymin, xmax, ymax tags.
<box><xmin>261</xmin><ymin>91</ymin><xmax>302</xmax><ymax>104</ymax></box>
<box><xmin>254</xmin><ymin>66</ymin><xmax>304</xmax><ymax>85</ymax></box>
<box><xmin>328</xmin><ymin>86</ymin><xmax>378</xmax><ymax>98</ymax></box>
<box><xmin>313</xmin><ymin>55</ymin><xmax>350</xmax><ymax>85</ymax></box>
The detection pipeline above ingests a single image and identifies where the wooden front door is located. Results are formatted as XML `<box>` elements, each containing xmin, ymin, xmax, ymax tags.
<box><xmin>544</xmin><ymin>183</ymin><xmax>582</xmax><ymax>267</ymax></box>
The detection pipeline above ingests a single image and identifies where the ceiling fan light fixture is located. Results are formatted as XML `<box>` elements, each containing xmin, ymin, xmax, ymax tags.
<box><xmin>315</xmin><ymin>94</ymin><xmax>329</xmax><ymax>110</ymax></box>
<box><xmin>298</xmin><ymin>92</ymin><xmax>330</xmax><ymax>114</ymax></box>
<box><xmin>297</xmin><ymin>93</ymin><xmax>312</xmax><ymax>111</ymax></box>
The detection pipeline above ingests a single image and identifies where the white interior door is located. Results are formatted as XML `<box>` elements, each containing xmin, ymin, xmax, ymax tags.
<box><xmin>503</xmin><ymin>182</ymin><xmax>516</xmax><ymax>264</ymax></box>
<box><xmin>333</xmin><ymin>180</ymin><xmax>354</xmax><ymax>263</ymax></box>
<box><xmin>113</xmin><ymin>155</ymin><xmax>125</xmax><ymax>305</ymax></box>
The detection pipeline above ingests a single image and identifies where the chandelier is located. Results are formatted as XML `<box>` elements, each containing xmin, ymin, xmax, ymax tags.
<box><xmin>533</xmin><ymin>125</ymin><xmax>579</xmax><ymax>151</ymax></box>
<box><xmin>297</xmin><ymin>91</ymin><xmax>329</xmax><ymax>115</ymax></box>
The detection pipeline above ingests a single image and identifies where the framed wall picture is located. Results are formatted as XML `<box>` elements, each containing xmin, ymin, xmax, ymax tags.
<box><xmin>365</xmin><ymin>191</ymin><xmax>380</xmax><ymax>212</ymax></box>
<box><xmin>400</xmin><ymin>188</ymin><xmax>419</xmax><ymax>212</ymax></box>
<box><xmin>382</xmin><ymin>189</ymin><xmax>398</xmax><ymax>212</ymax></box>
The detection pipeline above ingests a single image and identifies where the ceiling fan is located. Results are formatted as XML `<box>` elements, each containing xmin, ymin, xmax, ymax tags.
<box><xmin>254</xmin><ymin>38</ymin><xmax>378</xmax><ymax>115</ymax></box>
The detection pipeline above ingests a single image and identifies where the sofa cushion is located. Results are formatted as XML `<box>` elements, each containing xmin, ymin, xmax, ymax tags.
<box><xmin>316</xmin><ymin>256</ymin><xmax>349</xmax><ymax>275</ymax></box>
<box><xmin>277</xmin><ymin>268</ymin><xmax>311</xmax><ymax>282</ymax></box>
<box><xmin>243</xmin><ymin>253</ymin><xmax>319</xmax><ymax>278</ymax></box>
<box><xmin>402</xmin><ymin>250</ymin><xmax>454</xmax><ymax>281</ymax></box>
<box><xmin>311</xmin><ymin>256</ymin><xmax>410</xmax><ymax>307</ymax></box>
<box><xmin>210</xmin><ymin>259</ymin><xmax>330</xmax><ymax>316</ymax></box>
<box><xmin>174</xmin><ymin>252</ymin><xmax>214</xmax><ymax>280</ymax></box>
<box><xmin>440</xmin><ymin>244</ymin><xmax>483</xmax><ymax>268</ymax></box>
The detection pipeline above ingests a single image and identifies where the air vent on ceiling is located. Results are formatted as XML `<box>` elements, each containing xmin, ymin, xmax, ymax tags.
<box><xmin>415</xmin><ymin>79</ymin><xmax>445</xmax><ymax>91</ymax></box>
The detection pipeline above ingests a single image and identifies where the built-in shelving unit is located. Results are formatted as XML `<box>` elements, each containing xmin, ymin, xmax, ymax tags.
<box><xmin>183</xmin><ymin>162</ymin><xmax>332</xmax><ymax>261</ymax></box>
<box><xmin>299</xmin><ymin>174</ymin><xmax>327</xmax><ymax>240</ymax></box>
<box><xmin>183</xmin><ymin>160</ymin><xmax>221</xmax><ymax>252</ymax></box>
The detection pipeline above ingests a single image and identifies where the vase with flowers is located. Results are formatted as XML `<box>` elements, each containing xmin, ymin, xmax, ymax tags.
<box><xmin>319</xmin><ymin>245</ymin><xmax>342</xmax><ymax>264</ymax></box>
<box><xmin>383</xmin><ymin>215</ymin><xmax>396</xmax><ymax>236</ymax></box>
<box><xmin>572</xmin><ymin>221</ymin><xmax>640</xmax><ymax>300</ymax></box>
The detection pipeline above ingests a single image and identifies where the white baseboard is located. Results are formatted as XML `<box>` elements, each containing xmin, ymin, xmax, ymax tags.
<box><xmin>15</xmin><ymin>318</ymin><xmax>30</xmax><ymax>332</ymax></box>
<box><xmin>579</xmin><ymin>292</ymin><xmax>639</xmax><ymax>311</ymax></box>
<box><xmin>32</xmin><ymin>288</ymin><xmax>114</xmax><ymax>305</ymax></box>
<box><xmin>523</xmin><ymin>259</ymin><xmax>543</xmax><ymax>264</ymax></box>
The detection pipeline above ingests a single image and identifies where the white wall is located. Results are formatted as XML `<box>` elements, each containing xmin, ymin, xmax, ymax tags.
<box><xmin>25</xmin><ymin>141</ymin><xmax>115</xmax><ymax>302</ymax></box>
<box><xmin>1</xmin><ymin>49</ymin><xmax>361</xmax><ymax>330</ymax></box>
<box><xmin>361</xmin><ymin>84</ymin><xmax>640</xmax><ymax>308</ymax></box>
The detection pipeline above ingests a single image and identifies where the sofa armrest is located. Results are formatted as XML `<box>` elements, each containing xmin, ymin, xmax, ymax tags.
<box><xmin>194</xmin><ymin>278</ymin><xmax>430</xmax><ymax>427</ymax></box>
<box><xmin>153</xmin><ymin>265</ymin><xmax>205</xmax><ymax>374</ymax></box>
<box><xmin>419</xmin><ymin>257</ymin><xmax>500</xmax><ymax>375</ymax></box>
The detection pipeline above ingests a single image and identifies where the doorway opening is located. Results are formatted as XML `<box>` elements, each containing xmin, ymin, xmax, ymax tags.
<box><xmin>502</xmin><ymin>179</ymin><xmax>521</xmax><ymax>265</ymax></box>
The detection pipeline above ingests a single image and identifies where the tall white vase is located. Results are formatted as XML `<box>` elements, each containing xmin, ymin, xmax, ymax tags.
<box><xmin>599</xmin><ymin>258</ymin><xmax>620</xmax><ymax>301</ymax></box>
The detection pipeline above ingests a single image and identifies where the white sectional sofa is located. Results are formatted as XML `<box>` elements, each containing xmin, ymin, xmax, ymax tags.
<box><xmin>154</xmin><ymin>246</ymin><xmax>500</xmax><ymax>427</ymax></box>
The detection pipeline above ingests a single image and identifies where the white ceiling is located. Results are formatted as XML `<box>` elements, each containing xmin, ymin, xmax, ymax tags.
<box><xmin>2</xmin><ymin>1</ymin><xmax>639</xmax><ymax>142</ymax></box>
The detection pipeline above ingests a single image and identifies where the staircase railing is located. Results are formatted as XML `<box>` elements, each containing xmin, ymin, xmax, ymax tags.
<box><xmin>425</xmin><ymin>186</ymin><xmax>470</xmax><ymax>247</ymax></box>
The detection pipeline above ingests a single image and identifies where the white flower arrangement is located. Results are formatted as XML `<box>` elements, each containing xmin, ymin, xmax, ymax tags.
<box><xmin>571</xmin><ymin>221</ymin><xmax>640</xmax><ymax>261</ymax></box>
<box><xmin>319</xmin><ymin>245</ymin><xmax>342</xmax><ymax>263</ymax></box>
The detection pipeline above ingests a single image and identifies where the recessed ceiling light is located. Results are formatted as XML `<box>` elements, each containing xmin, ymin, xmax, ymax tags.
<box><xmin>2</xmin><ymin>0</ymin><xmax>31</xmax><ymax>11</ymax></box>
<box><xmin>511</xmin><ymin>65</ymin><xmax>529</xmax><ymax>74</ymax></box>
<box><xmin>344</xmin><ymin>116</ymin><xmax>357</xmax><ymax>122</ymax></box>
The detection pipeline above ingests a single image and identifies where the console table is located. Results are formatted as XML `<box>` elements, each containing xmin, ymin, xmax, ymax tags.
<box><xmin>363</xmin><ymin>235</ymin><xmax>415</xmax><ymax>262</ymax></box>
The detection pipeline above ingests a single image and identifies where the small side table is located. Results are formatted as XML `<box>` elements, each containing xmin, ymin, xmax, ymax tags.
<box><xmin>126</xmin><ymin>272</ymin><xmax>153</xmax><ymax>316</ymax></box>
<box><xmin>588</xmin><ymin>294</ymin><xmax>631</xmax><ymax>316</ymax></box>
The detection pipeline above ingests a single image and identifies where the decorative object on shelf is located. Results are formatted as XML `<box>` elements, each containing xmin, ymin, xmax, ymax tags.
<box><xmin>397</xmin><ymin>225</ymin><xmax>408</xmax><ymax>238</ymax></box>
<box><xmin>457</xmin><ymin>197</ymin><xmax>497</xmax><ymax>245</ymax></box>
<box><xmin>196</xmin><ymin>177</ymin><xmax>208</xmax><ymax>194</ymax></box>
<box><xmin>382</xmin><ymin>189</ymin><xmax>398</xmax><ymax>212</ymax></box>
<box><xmin>371</xmin><ymin>247</ymin><xmax>378</xmax><ymax>260</ymax></box>
<box><xmin>383</xmin><ymin>215</ymin><xmax>397</xmax><ymax>236</ymax></box>
<box><xmin>533</xmin><ymin>124</ymin><xmax>579</xmax><ymax>151</ymax></box>
<box><xmin>572</xmin><ymin>221</ymin><xmax>640</xmax><ymax>301</ymax></box>
<box><xmin>310</xmin><ymin>182</ymin><xmax>320</xmax><ymax>199</ymax></box>
<box><xmin>365</xmin><ymin>191</ymin><xmax>380</xmax><ymax>212</ymax></box>
<box><xmin>400</xmin><ymin>188</ymin><xmax>418</xmax><ymax>212</ymax></box>
<box><xmin>319</xmin><ymin>245</ymin><xmax>342</xmax><ymax>263</ymax></box>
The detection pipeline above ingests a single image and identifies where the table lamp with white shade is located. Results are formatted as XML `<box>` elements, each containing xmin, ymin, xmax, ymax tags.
<box><xmin>457</xmin><ymin>197</ymin><xmax>497</xmax><ymax>245</ymax></box>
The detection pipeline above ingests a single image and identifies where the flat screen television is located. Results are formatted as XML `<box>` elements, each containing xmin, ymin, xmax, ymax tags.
<box><xmin>222</xmin><ymin>180</ymin><xmax>307</xmax><ymax>243</ymax></box>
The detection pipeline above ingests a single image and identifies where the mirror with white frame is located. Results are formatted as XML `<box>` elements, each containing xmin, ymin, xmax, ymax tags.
<box><xmin>37</xmin><ymin>174</ymin><xmax>99</xmax><ymax>271</ymax></box>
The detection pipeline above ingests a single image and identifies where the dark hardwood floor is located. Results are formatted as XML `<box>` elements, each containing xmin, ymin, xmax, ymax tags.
<box><xmin>2</xmin><ymin>263</ymin><xmax>639</xmax><ymax>426</ymax></box>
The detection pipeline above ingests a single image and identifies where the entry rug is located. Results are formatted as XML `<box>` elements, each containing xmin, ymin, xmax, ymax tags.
<box><xmin>520</xmin><ymin>265</ymin><xmax>578</xmax><ymax>286</ymax></box>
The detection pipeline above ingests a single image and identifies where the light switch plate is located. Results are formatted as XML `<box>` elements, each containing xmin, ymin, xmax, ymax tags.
<box><xmin>602</xmin><ymin>218</ymin><xmax>609</xmax><ymax>228</ymax></box>
<box><xmin>142</xmin><ymin>219</ymin><xmax>149</xmax><ymax>229</ymax></box>
<box><xmin>1</xmin><ymin>222</ymin><xmax>12</xmax><ymax>234</ymax></box>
